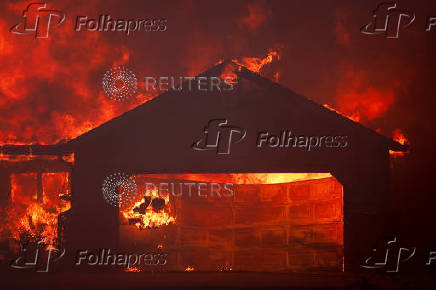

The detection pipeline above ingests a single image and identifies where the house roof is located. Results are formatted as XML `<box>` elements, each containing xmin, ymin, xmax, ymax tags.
<box><xmin>60</xmin><ymin>60</ymin><xmax>407</xmax><ymax>153</ymax></box>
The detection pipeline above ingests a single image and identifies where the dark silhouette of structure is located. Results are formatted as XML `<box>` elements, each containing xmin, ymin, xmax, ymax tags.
<box><xmin>0</xmin><ymin>61</ymin><xmax>407</xmax><ymax>272</ymax></box>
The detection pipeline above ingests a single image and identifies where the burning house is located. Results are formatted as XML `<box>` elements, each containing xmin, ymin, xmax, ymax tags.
<box><xmin>0</xmin><ymin>61</ymin><xmax>407</xmax><ymax>272</ymax></box>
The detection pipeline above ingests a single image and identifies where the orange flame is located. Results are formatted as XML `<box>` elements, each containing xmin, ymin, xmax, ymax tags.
<box><xmin>0</xmin><ymin>173</ymin><xmax>70</xmax><ymax>250</ymax></box>
<box><xmin>124</xmin><ymin>267</ymin><xmax>141</xmax><ymax>272</ymax></box>
<box><xmin>121</xmin><ymin>188</ymin><xmax>175</xmax><ymax>230</ymax></box>
<box><xmin>140</xmin><ymin>173</ymin><xmax>332</xmax><ymax>185</ymax></box>
<box><xmin>390</xmin><ymin>129</ymin><xmax>409</xmax><ymax>157</ymax></box>
<box><xmin>233</xmin><ymin>49</ymin><xmax>280</xmax><ymax>73</ymax></box>
<box><xmin>392</xmin><ymin>129</ymin><xmax>408</xmax><ymax>145</ymax></box>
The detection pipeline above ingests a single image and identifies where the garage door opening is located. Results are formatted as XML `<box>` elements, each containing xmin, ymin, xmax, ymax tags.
<box><xmin>119</xmin><ymin>173</ymin><xmax>343</xmax><ymax>272</ymax></box>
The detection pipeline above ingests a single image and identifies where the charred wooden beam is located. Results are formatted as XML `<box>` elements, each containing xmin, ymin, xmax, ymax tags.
<box><xmin>0</xmin><ymin>144</ymin><xmax>74</xmax><ymax>156</ymax></box>
<box><xmin>0</xmin><ymin>159</ymin><xmax>72</xmax><ymax>173</ymax></box>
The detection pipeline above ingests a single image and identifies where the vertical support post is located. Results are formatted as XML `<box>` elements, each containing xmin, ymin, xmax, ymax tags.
<box><xmin>0</xmin><ymin>169</ymin><xmax>11</xmax><ymax>206</ymax></box>
<box><xmin>36</xmin><ymin>171</ymin><xmax>43</xmax><ymax>204</ymax></box>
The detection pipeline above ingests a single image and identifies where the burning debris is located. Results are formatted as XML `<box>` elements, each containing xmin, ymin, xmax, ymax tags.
<box><xmin>121</xmin><ymin>187</ymin><xmax>175</xmax><ymax>230</ymax></box>
<box><xmin>132</xmin><ymin>196</ymin><xmax>151</xmax><ymax>214</ymax></box>
<box><xmin>0</xmin><ymin>172</ymin><xmax>71</xmax><ymax>251</ymax></box>
<box><xmin>151</xmin><ymin>197</ymin><xmax>166</xmax><ymax>213</ymax></box>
